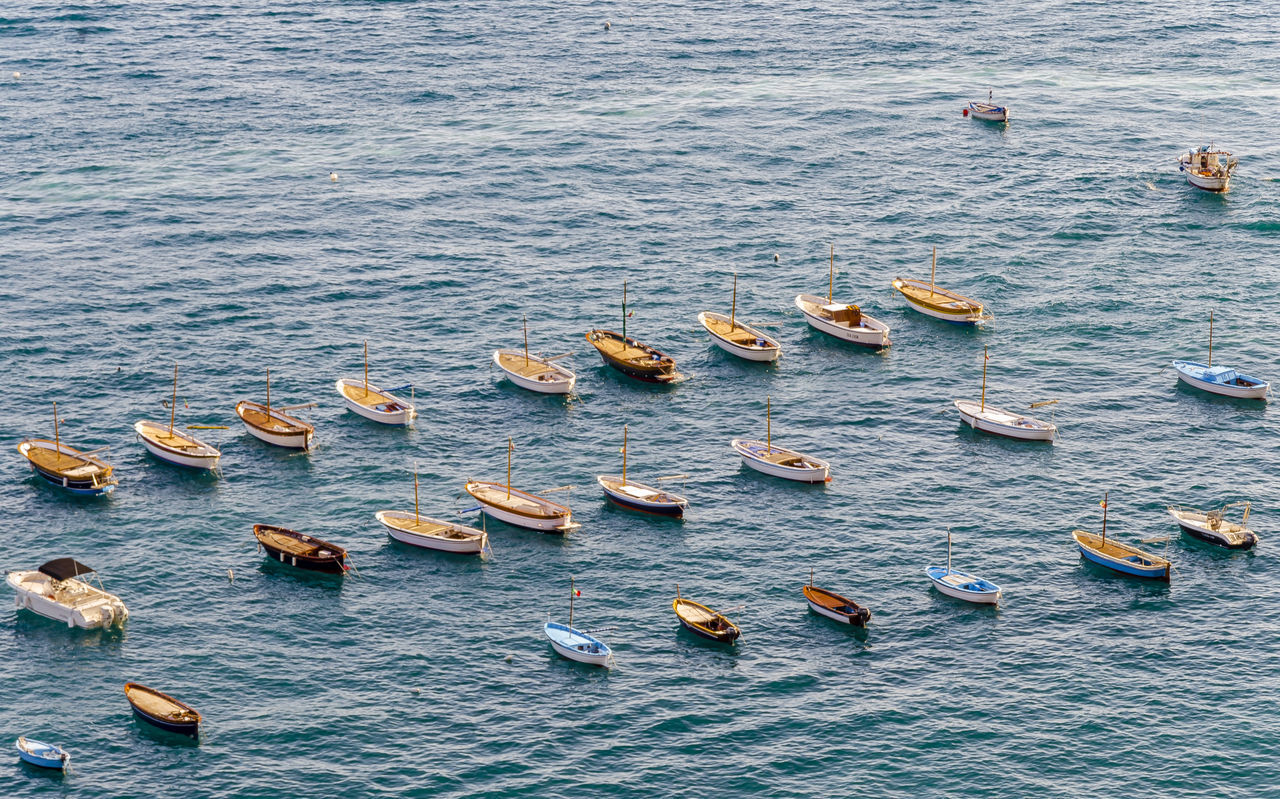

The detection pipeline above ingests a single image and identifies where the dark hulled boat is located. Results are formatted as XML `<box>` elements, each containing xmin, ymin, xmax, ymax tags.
<box><xmin>254</xmin><ymin>524</ymin><xmax>349</xmax><ymax>574</ymax></box>
<box><xmin>803</xmin><ymin>582</ymin><xmax>871</xmax><ymax>626</ymax></box>
<box><xmin>673</xmin><ymin>590</ymin><xmax>740</xmax><ymax>643</ymax></box>
<box><xmin>586</xmin><ymin>330</ymin><xmax>681</xmax><ymax>384</ymax></box>
<box><xmin>124</xmin><ymin>683</ymin><xmax>201</xmax><ymax>737</ymax></box>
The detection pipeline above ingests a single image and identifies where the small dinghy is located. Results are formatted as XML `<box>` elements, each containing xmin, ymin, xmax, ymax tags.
<box><xmin>19</xmin><ymin>402</ymin><xmax>116</xmax><ymax>495</ymax></box>
<box><xmin>1179</xmin><ymin>144</ymin><xmax>1237</xmax><ymax>192</ymax></box>
<box><xmin>954</xmin><ymin>348</ymin><xmax>1056</xmax><ymax>441</ymax></box>
<box><xmin>586</xmin><ymin>281</ymin><xmax>683</xmax><ymax>384</ymax></box>
<box><xmin>964</xmin><ymin>90</ymin><xmax>1009</xmax><ymax>122</ymax></box>
<box><xmin>376</xmin><ymin>467</ymin><xmax>490</xmax><ymax>555</ymax></box>
<box><xmin>253</xmin><ymin>524</ymin><xmax>350</xmax><ymax>574</ymax></box>
<box><xmin>673</xmin><ymin>586</ymin><xmax>740</xmax><ymax>643</ymax></box>
<box><xmin>732</xmin><ymin>397</ymin><xmax>830</xmax><ymax>483</ymax></box>
<box><xmin>494</xmin><ymin>316</ymin><xmax>576</xmax><ymax>394</ymax></box>
<box><xmin>1167</xmin><ymin>502</ymin><xmax>1258</xmax><ymax>550</ymax></box>
<box><xmin>926</xmin><ymin>530</ymin><xmax>1002</xmax><ymax>605</ymax></box>
<box><xmin>892</xmin><ymin>249</ymin><xmax>988</xmax><ymax>325</ymax></box>
<box><xmin>803</xmin><ymin>570</ymin><xmax>870</xmax><ymax>626</ymax></box>
<box><xmin>465</xmin><ymin>438</ymin><xmax>578</xmax><ymax>533</ymax></box>
<box><xmin>597</xmin><ymin>425</ymin><xmax>688</xmax><ymax>517</ymax></box>
<box><xmin>1173</xmin><ymin>312</ymin><xmax>1268</xmax><ymax>399</ymax></box>
<box><xmin>123</xmin><ymin>683</ymin><xmax>201</xmax><ymax>737</ymax></box>
<box><xmin>544</xmin><ymin>578</ymin><xmax>614</xmax><ymax>667</ymax></box>
<box><xmin>236</xmin><ymin>369</ymin><xmax>315</xmax><ymax>450</ymax></box>
<box><xmin>7</xmin><ymin>558</ymin><xmax>129</xmax><ymax>629</ymax></box>
<box><xmin>336</xmin><ymin>341</ymin><xmax>416</xmax><ymax>425</ymax></box>
<box><xmin>1073</xmin><ymin>494</ymin><xmax>1171</xmax><ymax>581</ymax></box>
<box><xmin>136</xmin><ymin>365</ymin><xmax>221</xmax><ymax>469</ymax></box>
<box><xmin>15</xmin><ymin>737</ymin><xmax>69</xmax><ymax>770</ymax></box>
<box><xmin>794</xmin><ymin>244</ymin><xmax>891</xmax><ymax>349</ymax></box>
<box><xmin>697</xmin><ymin>274</ymin><xmax>781</xmax><ymax>362</ymax></box>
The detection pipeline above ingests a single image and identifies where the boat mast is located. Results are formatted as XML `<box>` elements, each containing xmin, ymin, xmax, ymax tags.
<box><xmin>828</xmin><ymin>244</ymin><xmax>834</xmax><ymax>304</ymax></box>
<box><xmin>981</xmin><ymin>346</ymin><xmax>989</xmax><ymax>412</ymax></box>
<box><xmin>809</xmin><ymin>566</ymin><xmax>813</xmax><ymax>588</ymax></box>
<box><xmin>169</xmin><ymin>363</ymin><xmax>179</xmax><ymax>436</ymax></box>
<box><xmin>52</xmin><ymin>401</ymin><xmax>60</xmax><ymax>462</ymax></box>
<box><xmin>766</xmin><ymin>395</ymin><xmax>772</xmax><ymax>454</ymax></box>
<box><xmin>622</xmin><ymin>424</ymin><xmax>628</xmax><ymax>485</ymax></box>
<box><xmin>1101</xmin><ymin>492</ymin><xmax>1108</xmax><ymax>549</ymax></box>
<box><xmin>413</xmin><ymin>463</ymin><xmax>420</xmax><ymax>525</ymax></box>
<box><xmin>930</xmin><ymin>247</ymin><xmax>937</xmax><ymax>297</ymax></box>
<box><xmin>730</xmin><ymin>272</ymin><xmax>737</xmax><ymax>332</ymax></box>
<box><xmin>1207</xmin><ymin>310</ymin><xmax>1214</xmax><ymax>367</ymax></box>
<box><xmin>622</xmin><ymin>280</ymin><xmax>627</xmax><ymax>342</ymax></box>
<box><xmin>363</xmin><ymin>340</ymin><xmax>369</xmax><ymax>398</ymax></box>
<box><xmin>523</xmin><ymin>315</ymin><xmax>529</xmax><ymax>367</ymax></box>
<box><xmin>947</xmin><ymin>527</ymin><xmax>952</xmax><ymax>574</ymax></box>
<box><xmin>506</xmin><ymin>437</ymin><xmax>513</xmax><ymax>500</ymax></box>
<box><xmin>569</xmin><ymin>576</ymin><xmax>575</xmax><ymax>632</ymax></box>
<box><xmin>266</xmin><ymin>367</ymin><xmax>271</xmax><ymax>412</ymax></box>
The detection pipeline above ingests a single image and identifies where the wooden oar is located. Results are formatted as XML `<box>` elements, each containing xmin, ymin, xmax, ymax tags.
<box><xmin>543</xmin><ymin>352</ymin><xmax>575</xmax><ymax>362</ymax></box>
<box><xmin>1030</xmin><ymin>399</ymin><xmax>1059</xmax><ymax>409</ymax></box>
<box><xmin>655</xmin><ymin>474</ymin><xmax>689</xmax><ymax>482</ymax></box>
<box><xmin>187</xmin><ymin>425</ymin><xmax>228</xmax><ymax>430</ymax></box>
<box><xmin>277</xmin><ymin>402</ymin><xmax>317</xmax><ymax>411</ymax></box>
<box><xmin>535</xmin><ymin>485</ymin><xmax>576</xmax><ymax>494</ymax></box>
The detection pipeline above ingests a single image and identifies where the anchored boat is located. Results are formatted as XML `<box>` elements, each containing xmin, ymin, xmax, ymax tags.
<box><xmin>597</xmin><ymin>425</ymin><xmax>689</xmax><ymax>517</ymax></box>
<box><xmin>964</xmin><ymin>89</ymin><xmax>1009</xmax><ymax>122</ymax></box>
<box><xmin>698</xmin><ymin>273</ymin><xmax>781</xmax><ymax>362</ymax></box>
<box><xmin>731</xmin><ymin>396</ymin><xmax>830</xmax><ymax>483</ymax></box>
<box><xmin>544</xmin><ymin>578</ymin><xmax>614</xmax><ymax>667</ymax></box>
<box><xmin>135</xmin><ymin>364</ymin><xmax>221</xmax><ymax>469</ymax></box>
<box><xmin>236</xmin><ymin>369</ymin><xmax>315</xmax><ymax>450</ymax></box>
<box><xmin>673</xmin><ymin>585</ymin><xmax>740</xmax><ymax>643</ymax></box>
<box><xmin>465</xmin><ymin>438</ymin><xmax>578</xmax><ymax>533</ymax></box>
<box><xmin>794</xmin><ymin>244</ymin><xmax>891</xmax><ymax>349</ymax></box>
<box><xmin>254</xmin><ymin>524</ymin><xmax>350</xmax><ymax>574</ymax></box>
<box><xmin>1167</xmin><ymin>502</ymin><xmax>1258</xmax><ymax>550</ymax></box>
<box><xmin>1173</xmin><ymin>310</ymin><xmax>1267</xmax><ymax>399</ymax></box>
<box><xmin>925</xmin><ymin>530</ymin><xmax>1002</xmax><ymax>605</ymax></box>
<box><xmin>493</xmin><ymin>317</ymin><xmax>576</xmax><ymax>394</ymax></box>
<box><xmin>953</xmin><ymin>347</ymin><xmax>1056</xmax><ymax>441</ymax></box>
<box><xmin>892</xmin><ymin>248</ymin><xmax>988</xmax><ymax>325</ymax></box>
<box><xmin>586</xmin><ymin>281</ymin><xmax>683</xmax><ymax>384</ymax></box>
<box><xmin>1072</xmin><ymin>494</ymin><xmax>1171</xmax><ymax>581</ymax></box>
<box><xmin>1179</xmin><ymin>144</ymin><xmax>1237</xmax><ymax>192</ymax></box>
<box><xmin>335</xmin><ymin>341</ymin><xmax>416</xmax><ymax>425</ymax></box>
<box><xmin>6</xmin><ymin>558</ymin><xmax>129</xmax><ymax>629</ymax></box>
<box><xmin>803</xmin><ymin>570</ymin><xmax>870</xmax><ymax>626</ymax></box>
<box><xmin>123</xmin><ymin>683</ymin><xmax>201</xmax><ymax>737</ymax></box>
<box><xmin>376</xmin><ymin>466</ymin><xmax>489</xmax><ymax>555</ymax></box>
<box><xmin>18</xmin><ymin>402</ymin><xmax>116</xmax><ymax>495</ymax></box>
<box><xmin>15</xmin><ymin>737</ymin><xmax>69</xmax><ymax>770</ymax></box>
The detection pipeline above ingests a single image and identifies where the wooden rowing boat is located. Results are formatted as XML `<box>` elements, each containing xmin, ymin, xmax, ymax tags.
<box><xmin>236</xmin><ymin>369</ymin><xmax>314</xmax><ymax>449</ymax></box>
<box><xmin>1072</xmin><ymin>494</ymin><xmax>1171</xmax><ymax>581</ymax></box>
<box><xmin>493</xmin><ymin>317</ymin><xmax>576</xmax><ymax>394</ymax></box>
<box><xmin>731</xmin><ymin>397</ymin><xmax>830</xmax><ymax>483</ymax></box>
<box><xmin>465</xmin><ymin>438</ymin><xmax>577</xmax><ymax>533</ymax></box>
<box><xmin>892</xmin><ymin>248</ymin><xmax>987</xmax><ymax>324</ymax></box>
<box><xmin>136</xmin><ymin>365</ymin><xmax>221</xmax><ymax>470</ymax></box>
<box><xmin>925</xmin><ymin>531</ymin><xmax>1002</xmax><ymax>604</ymax></box>
<box><xmin>376</xmin><ymin>466</ymin><xmax>489</xmax><ymax>555</ymax></box>
<box><xmin>123</xmin><ymin>683</ymin><xmax>200</xmax><ymax>737</ymax></box>
<box><xmin>1171</xmin><ymin>312</ymin><xmax>1268</xmax><ymax>399</ymax></box>
<box><xmin>336</xmin><ymin>342</ymin><xmax>416</xmax><ymax>424</ymax></box>
<box><xmin>597</xmin><ymin>425</ymin><xmax>688</xmax><ymax>517</ymax></box>
<box><xmin>953</xmin><ymin>347</ymin><xmax>1056</xmax><ymax>441</ymax></box>
<box><xmin>544</xmin><ymin>578</ymin><xmax>613</xmax><ymax>667</ymax></box>
<box><xmin>586</xmin><ymin>281</ymin><xmax>682</xmax><ymax>383</ymax></box>
<box><xmin>673</xmin><ymin>586</ymin><xmax>740</xmax><ymax>643</ymax></box>
<box><xmin>253</xmin><ymin>524</ymin><xmax>349</xmax><ymax>574</ymax></box>
<box><xmin>794</xmin><ymin>244</ymin><xmax>891</xmax><ymax>349</ymax></box>
<box><xmin>964</xmin><ymin>90</ymin><xmax>1009</xmax><ymax>122</ymax></box>
<box><xmin>15</xmin><ymin>737</ymin><xmax>69</xmax><ymax>770</ymax></box>
<box><xmin>18</xmin><ymin>402</ymin><xmax>116</xmax><ymax>494</ymax></box>
<box><xmin>803</xmin><ymin>571</ymin><xmax>870</xmax><ymax>625</ymax></box>
<box><xmin>697</xmin><ymin>274</ymin><xmax>780</xmax><ymax>362</ymax></box>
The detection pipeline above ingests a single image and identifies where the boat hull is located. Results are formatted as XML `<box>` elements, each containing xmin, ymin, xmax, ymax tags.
<box><xmin>954</xmin><ymin>400</ymin><xmax>1055</xmax><ymax>441</ymax></box>
<box><xmin>697</xmin><ymin>312</ymin><xmax>781</xmax><ymax>362</ymax></box>
<box><xmin>891</xmin><ymin>279</ymin><xmax>986</xmax><ymax>324</ymax></box>
<box><xmin>129</xmin><ymin>704</ymin><xmax>199</xmax><ymax>736</ymax></box>
<box><xmin>376</xmin><ymin>511</ymin><xmax>488</xmax><ymax>554</ymax></box>
<box><xmin>925</xmin><ymin>567</ymin><xmax>1002</xmax><ymax>605</ymax></box>
<box><xmin>15</xmin><ymin>738</ymin><xmax>68</xmax><ymax>770</ymax></box>
<box><xmin>492</xmin><ymin>350</ymin><xmax>575</xmax><ymax>394</ymax></box>
<box><xmin>1166</xmin><ymin>509</ymin><xmax>1258</xmax><ymax>550</ymax></box>
<box><xmin>731</xmin><ymin>439</ymin><xmax>830</xmax><ymax>483</ymax></box>
<box><xmin>1072</xmin><ymin>531</ymin><xmax>1170</xmax><ymax>581</ymax></box>
<box><xmin>7</xmin><ymin>571</ymin><xmax>128</xmax><ymax>629</ymax></box>
<box><xmin>236</xmin><ymin>402</ymin><xmax>314</xmax><ymax>450</ymax></box>
<box><xmin>134</xmin><ymin>422</ymin><xmax>221</xmax><ymax>470</ymax></box>
<box><xmin>255</xmin><ymin>525</ymin><xmax>349</xmax><ymax>574</ymax></box>
<box><xmin>545</xmin><ymin>622</ymin><xmax>612</xmax><ymax>666</ymax></box>
<box><xmin>17</xmin><ymin>440</ymin><xmax>116</xmax><ymax>495</ymax></box>
<box><xmin>1173</xmin><ymin>361</ymin><xmax>1268</xmax><ymax>399</ymax></box>
<box><xmin>466</xmin><ymin>482</ymin><xmax>575</xmax><ymax>533</ymax></box>
<box><xmin>794</xmin><ymin>295</ymin><xmax>891</xmax><ymax>349</ymax></box>
<box><xmin>585</xmin><ymin>330</ymin><xmax>681</xmax><ymax>384</ymax></box>
<box><xmin>123</xmin><ymin>683</ymin><xmax>201</xmax><ymax>739</ymax></box>
<box><xmin>597</xmin><ymin>476</ymin><xmax>687</xmax><ymax>517</ymax></box>
<box><xmin>335</xmin><ymin>379</ymin><xmax>416</xmax><ymax>425</ymax></box>
<box><xmin>803</xmin><ymin>586</ymin><xmax>870</xmax><ymax>626</ymax></box>
<box><xmin>28</xmin><ymin>462</ymin><xmax>116</xmax><ymax>495</ymax></box>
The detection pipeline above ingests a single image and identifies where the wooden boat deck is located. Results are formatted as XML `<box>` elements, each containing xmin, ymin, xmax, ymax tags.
<box><xmin>125</xmin><ymin>685</ymin><xmax>199</xmax><ymax>723</ymax></box>
<box><xmin>24</xmin><ymin>443</ymin><xmax>109</xmax><ymax>479</ymax></box>
<box><xmin>338</xmin><ymin>381</ymin><xmax>399</xmax><ymax>408</ymax></box>
<box><xmin>468</xmin><ymin>483</ymin><xmax>563</xmax><ymax>518</ymax></box>
<box><xmin>703</xmin><ymin>316</ymin><xmax>762</xmax><ymax>345</ymax></box>
<box><xmin>1074</xmin><ymin>531</ymin><xmax>1169</xmax><ymax>565</ymax></box>
<box><xmin>495</xmin><ymin>352</ymin><xmax>562</xmax><ymax>379</ymax></box>
<box><xmin>256</xmin><ymin>527</ymin><xmax>341</xmax><ymax>558</ymax></box>
<box><xmin>895</xmin><ymin>280</ymin><xmax>982</xmax><ymax>313</ymax></box>
<box><xmin>238</xmin><ymin>403</ymin><xmax>310</xmax><ymax>434</ymax></box>
<box><xmin>382</xmin><ymin>516</ymin><xmax>478</xmax><ymax>540</ymax></box>
<box><xmin>594</xmin><ymin>335</ymin><xmax>658</xmax><ymax>364</ymax></box>
<box><xmin>135</xmin><ymin>421</ymin><xmax>211</xmax><ymax>451</ymax></box>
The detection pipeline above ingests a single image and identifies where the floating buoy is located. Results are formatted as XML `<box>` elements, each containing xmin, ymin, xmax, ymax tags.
<box><xmin>409</xmin><ymin>687</ymin><xmax>421</xmax><ymax>694</ymax></box>
<box><xmin>330</xmin><ymin>172</ymin><xmax>338</xmax><ymax>182</ymax></box>
<box><xmin>962</xmin><ymin>108</ymin><xmax>969</xmax><ymax>117</ymax></box>
<box><xmin>604</xmin><ymin>20</ymin><xmax>611</xmax><ymax>30</ymax></box>
<box><xmin>773</xmin><ymin>253</ymin><xmax>779</xmax><ymax>262</ymax></box>
<box><xmin>227</xmin><ymin>568</ymin><xmax>234</xmax><ymax>583</ymax></box>
<box><xmin>12</xmin><ymin>72</ymin><xmax>19</xmax><ymax>79</ymax></box>
<box><xmin>504</xmin><ymin>654</ymin><xmax>514</xmax><ymax>663</ymax></box>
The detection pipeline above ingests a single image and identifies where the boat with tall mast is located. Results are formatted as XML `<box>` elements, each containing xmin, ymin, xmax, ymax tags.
<box><xmin>236</xmin><ymin>368</ymin><xmax>315</xmax><ymax>450</ymax></box>
<box><xmin>597</xmin><ymin>425</ymin><xmax>689</xmax><ymax>517</ymax></box>
<box><xmin>731</xmin><ymin>396</ymin><xmax>830</xmax><ymax>483</ymax></box>
<box><xmin>544</xmin><ymin>577</ymin><xmax>614</xmax><ymax>667</ymax></box>
<box><xmin>335</xmin><ymin>341</ymin><xmax>417</xmax><ymax>424</ymax></box>
<box><xmin>18</xmin><ymin>402</ymin><xmax>117</xmax><ymax>495</ymax></box>
<box><xmin>377</xmin><ymin>465</ymin><xmax>490</xmax><ymax>555</ymax></box>
<box><xmin>465</xmin><ymin>438</ymin><xmax>579</xmax><ymax>533</ymax></box>
<box><xmin>1172</xmin><ymin>311</ymin><xmax>1269</xmax><ymax>399</ymax></box>
<box><xmin>953</xmin><ymin>347</ymin><xmax>1056</xmax><ymax>441</ymax></box>
<box><xmin>586</xmin><ymin>281</ymin><xmax>683</xmax><ymax>384</ymax></box>
<box><xmin>925</xmin><ymin>529</ymin><xmax>1002</xmax><ymax>605</ymax></box>
<box><xmin>698</xmin><ymin>273</ymin><xmax>781</xmax><ymax>362</ymax></box>
<box><xmin>135</xmin><ymin>364</ymin><xmax>222</xmax><ymax>470</ymax></box>
<box><xmin>493</xmin><ymin>316</ymin><xmax>576</xmax><ymax>394</ymax></box>
<box><xmin>892</xmin><ymin>247</ymin><xmax>988</xmax><ymax>324</ymax></box>
<box><xmin>964</xmin><ymin>89</ymin><xmax>1010</xmax><ymax>122</ymax></box>
<box><xmin>794</xmin><ymin>244</ymin><xmax>891</xmax><ymax>349</ymax></box>
<box><xmin>1072</xmin><ymin>493</ymin><xmax>1171</xmax><ymax>581</ymax></box>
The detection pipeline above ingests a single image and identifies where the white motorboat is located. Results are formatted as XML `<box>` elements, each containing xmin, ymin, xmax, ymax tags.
<box><xmin>1167</xmin><ymin>503</ymin><xmax>1258</xmax><ymax>550</ymax></box>
<box><xmin>1179</xmin><ymin>145</ymin><xmax>1237</xmax><ymax>192</ymax></box>
<box><xmin>7</xmin><ymin>558</ymin><xmax>129</xmax><ymax>629</ymax></box>
<box><xmin>926</xmin><ymin>531</ymin><xmax>1002</xmax><ymax>605</ymax></box>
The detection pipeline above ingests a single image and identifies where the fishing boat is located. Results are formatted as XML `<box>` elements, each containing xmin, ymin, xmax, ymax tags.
<box><xmin>925</xmin><ymin>530</ymin><xmax>1002</xmax><ymax>605</ymax></box>
<box><xmin>335</xmin><ymin>341</ymin><xmax>416</xmax><ymax>425</ymax></box>
<box><xmin>892</xmin><ymin>248</ymin><xmax>988</xmax><ymax>325</ymax></box>
<box><xmin>18</xmin><ymin>402</ymin><xmax>117</xmax><ymax>495</ymax></box>
<box><xmin>731</xmin><ymin>397</ymin><xmax>830</xmax><ymax>483</ymax></box>
<box><xmin>1072</xmin><ymin>494</ymin><xmax>1171</xmax><ymax>581</ymax></box>
<box><xmin>123</xmin><ymin>683</ymin><xmax>201</xmax><ymax>737</ymax></box>
<box><xmin>253</xmin><ymin>524</ymin><xmax>350</xmax><ymax>574</ymax></box>
<box><xmin>135</xmin><ymin>365</ymin><xmax>221</xmax><ymax>469</ymax></box>
<box><xmin>802</xmin><ymin>570</ymin><xmax>870</xmax><ymax>626</ymax></box>
<box><xmin>794</xmin><ymin>244</ymin><xmax>891</xmax><ymax>349</ymax></box>
<box><xmin>673</xmin><ymin>585</ymin><xmax>740</xmax><ymax>643</ymax></box>
<box><xmin>1167</xmin><ymin>502</ymin><xmax>1258</xmax><ymax>550</ymax></box>
<box><xmin>6</xmin><ymin>558</ymin><xmax>129</xmax><ymax>629</ymax></box>
<box><xmin>586</xmin><ymin>281</ymin><xmax>683</xmax><ymax>384</ymax></box>
<box><xmin>964</xmin><ymin>90</ymin><xmax>1009</xmax><ymax>122</ymax></box>
<box><xmin>1179</xmin><ymin>144</ymin><xmax>1237</xmax><ymax>192</ymax></box>
<box><xmin>698</xmin><ymin>273</ymin><xmax>781</xmax><ymax>362</ymax></box>
<box><xmin>235</xmin><ymin>369</ymin><xmax>315</xmax><ymax>450</ymax></box>
<box><xmin>15</xmin><ymin>737</ymin><xmax>69</xmax><ymax>770</ymax></box>
<box><xmin>1172</xmin><ymin>311</ymin><xmax>1267</xmax><ymax>399</ymax></box>
<box><xmin>493</xmin><ymin>317</ymin><xmax>576</xmax><ymax>394</ymax></box>
<box><xmin>597</xmin><ymin>425</ymin><xmax>689</xmax><ymax>517</ymax></box>
<box><xmin>954</xmin><ymin>347</ymin><xmax>1056</xmax><ymax>441</ymax></box>
<box><xmin>465</xmin><ymin>438</ymin><xmax>578</xmax><ymax>533</ymax></box>
<box><xmin>376</xmin><ymin>466</ymin><xmax>490</xmax><ymax>555</ymax></box>
<box><xmin>544</xmin><ymin>578</ymin><xmax>613</xmax><ymax>667</ymax></box>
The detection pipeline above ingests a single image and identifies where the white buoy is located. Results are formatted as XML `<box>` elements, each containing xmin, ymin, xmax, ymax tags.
<box><xmin>227</xmin><ymin>568</ymin><xmax>234</xmax><ymax>583</ymax></box>
<box><xmin>12</xmin><ymin>72</ymin><xmax>19</xmax><ymax>79</ymax></box>
<box><xmin>329</xmin><ymin>172</ymin><xmax>338</xmax><ymax>182</ymax></box>
<box><xmin>773</xmin><ymin>253</ymin><xmax>780</xmax><ymax>262</ymax></box>
<box><xmin>604</xmin><ymin>20</ymin><xmax>611</xmax><ymax>30</ymax></box>
<box><xmin>410</xmin><ymin>687</ymin><xmax>421</xmax><ymax>694</ymax></box>
<box><xmin>504</xmin><ymin>654</ymin><xmax>514</xmax><ymax>663</ymax></box>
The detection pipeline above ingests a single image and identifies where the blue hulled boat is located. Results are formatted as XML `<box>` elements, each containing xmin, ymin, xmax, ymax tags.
<box><xmin>15</xmin><ymin>737</ymin><xmax>69</xmax><ymax>770</ymax></box>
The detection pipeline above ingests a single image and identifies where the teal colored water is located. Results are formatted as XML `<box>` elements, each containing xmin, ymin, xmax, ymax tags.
<box><xmin>2</xmin><ymin>2</ymin><xmax>1278</xmax><ymax>796</ymax></box>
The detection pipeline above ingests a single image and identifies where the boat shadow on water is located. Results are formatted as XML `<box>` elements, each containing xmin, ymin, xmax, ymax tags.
<box><xmin>256</xmin><ymin>556</ymin><xmax>348</xmax><ymax>590</ymax></box>
<box><xmin>130</xmin><ymin>715</ymin><xmax>200</xmax><ymax>747</ymax></box>
<box><xmin>675</xmin><ymin>623</ymin><xmax>740</xmax><ymax>651</ymax></box>
<box><xmin>17</xmin><ymin>757</ymin><xmax>68</xmax><ymax>780</ymax></box>
<box><xmin>952</xmin><ymin>423</ymin><xmax>1057</xmax><ymax>455</ymax></box>
<box><xmin>803</xmin><ymin>610</ymin><xmax>871</xmax><ymax>645</ymax></box>
<box><xmin>1172</xmin><ymin>379</ymin><xmax>1268</xmax><ymax>412</ymax></box>
<box><xmin>1075</xmin><ymin>559</ymin><xmax>1173</xmax><ymax>594</ymax></box>
<box><xmin>12</xmin><ymin>613</ymin><xmax>128</xmax><ymax>650</ymax></box>
<box><xmin>384</xmin><ymin>536</ymin><xmax>492</xmax><ymax>570</ymax></box>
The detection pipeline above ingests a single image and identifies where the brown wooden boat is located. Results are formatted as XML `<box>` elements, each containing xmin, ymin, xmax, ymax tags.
<box><xmin>17</xmin><ymin>402</ymin><xmax>116</xmax><ymax>495</ymax></box>
<box><xmin>673</xmin><ymin>587</ymin><xmax>740</xmax><ymax>643</ymax></box>
<box><xmin>586</xmin><ymin>281</ymin><xmax>681</xmax><ymax>384</ymax></box>
<box><xmin>803</xmin><ymin>578</ymin><xmax>871</xmax><ymax>626</ymax></box>
<box><xmin>124</xmin><ymin>683</ymin><xmax>201</xmax><ymax>737</ymax></box>
<box><xmin>253</xmin><ymin>524</ymin><xmax>349</xmax><ymax>574</ymax></box>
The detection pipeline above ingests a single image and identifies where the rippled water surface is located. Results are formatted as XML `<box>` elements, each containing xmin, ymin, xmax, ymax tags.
<box><xmin>2</xmin><ymin>1</ymin><xmax>1279</xmax><ymax>796</ymax></box>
